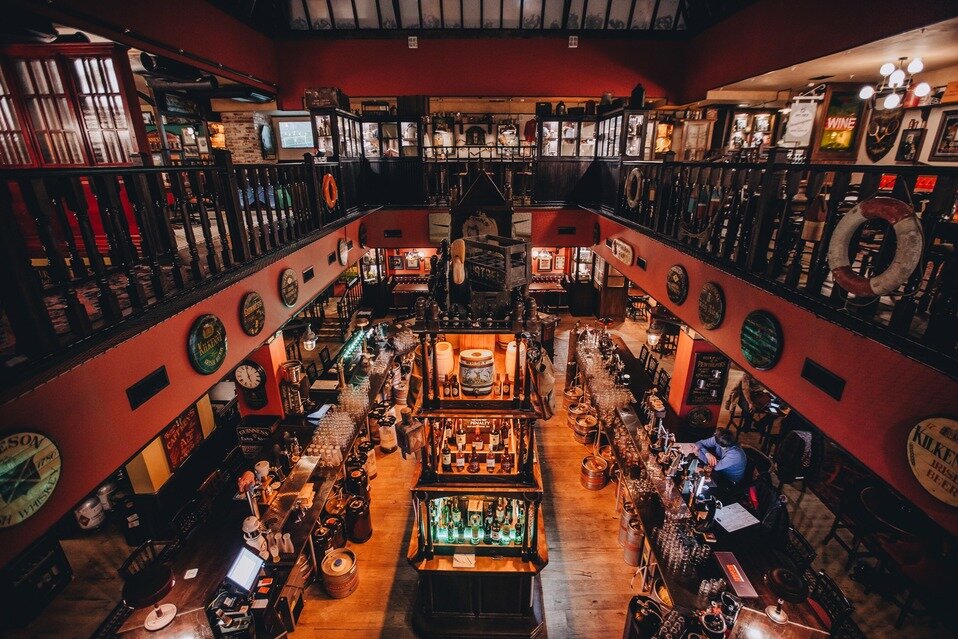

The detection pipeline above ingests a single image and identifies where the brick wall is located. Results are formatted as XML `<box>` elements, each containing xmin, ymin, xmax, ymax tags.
<box><xmin>221</xmin><ymin>111</ymin><xmax>275</xmax><ymax>164</ymax></box>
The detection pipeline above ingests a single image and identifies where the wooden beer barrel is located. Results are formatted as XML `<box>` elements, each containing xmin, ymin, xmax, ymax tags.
<box><xmin>623</xmin><ymin>518</ymin><xmax>643</xmax><ymax>567</ymax></box>
<box><xmin>321</xmin><ymin>548</ymin><xmax>359</xmax><ymax>599</ymax></box>
<box><xmin>573</xmin><ymin>414</ymin><xmax>598</xmax><ymax>444</ymax></box>
<box><xmin>580</xmin><ymin>455</ymin><xmax>609</xmax><ymax>490</ymax></box>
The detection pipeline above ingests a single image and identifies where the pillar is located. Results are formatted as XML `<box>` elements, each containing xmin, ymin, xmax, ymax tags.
<box><xmin>238</xmin><ymin>333</ymin><xmax>289</xmax><ymax>418</ymax></box>
<box><xmin>667</xmin><ymin>330</ymin><xmax>730</xmax><ymax>430</ymax></box>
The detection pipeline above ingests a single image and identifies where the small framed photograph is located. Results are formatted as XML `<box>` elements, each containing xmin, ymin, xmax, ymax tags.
<box><xmin>929</xmin><ymin>110</ymin><xmax>958</xmax><ymax>162</ymax></box>
<box><xmin>197</xmin><ymin>137</ymin><xmax>210</xmax><ymax>154</ymax></box>
<box><xmin>388</xmin><ymin>255</ymin><xmax>403</xmax><ymax>271</ymax></box>
<box><xmin>537</xmin><ymin>253</ymin><xmax>553</xmax><ymax>271</ymax></box>
<box><xmin>555</xmin><ymin>254</ymin><xmax>566</xmax><ymax>272</ymax></box>
<box><xmin>404</xmin><ymin>252</ymin><xmax>420</xmax><ymax>269</ymax></box>
<box><xmin>181</xmin><ymin>126</ymin><xmax>197</xmax><ymax>146</ymax></box>
<box><xmin>895</xmin><ymin>128</ymin><xmax>926</xmax><ymax>162</ymax></box>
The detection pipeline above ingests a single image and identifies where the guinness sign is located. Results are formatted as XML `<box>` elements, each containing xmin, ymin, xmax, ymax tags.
<box><xmin>907</xmin><ymin>416</ymin><xmax>958</xmax><ymax>507</ymax></box>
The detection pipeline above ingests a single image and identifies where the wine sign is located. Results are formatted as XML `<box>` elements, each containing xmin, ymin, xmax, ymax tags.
<box><xmin>666</xmin><ymin>265</ymin><xmax>689</xmax><ymax>305</ymax></box>
<box><xmin>279</xmin><ymin>268</ymin><xmax>299</xmax><ymax>308</ymax></box>
<box><xmin>0</xmin><ymin>432</ymin><xmax>61</xmax><ymax>528</ymax></box>
<box><xmin>906</xmin><ymin>416</ymin><xmax>958</xmax><ymax>507</ymax></box>
<box><xmin>240</xmin><ymin>292</ymin><xmax>266</xmax><ymax>336</ymax></box>
<box><xmin>687</xmin><ymin>352</ymin><xmax>730</xmax><ymax>405</ymax></box>
<box><xmin>161</xmin><ymin>405</ymin><xmax>203</xmax><ymax>470</ymax></box>
<box><xmin>698</xmin><ymin>282</ymin><xmax>725</xmax><ymax>330</ymax></box>
<box><xmin>187</xmin><ymin>314</ymin><xmax>227</xmax><ymax>375</ymax></box>
<box><xmin>741</xmin><ymin>310</ymin><xmax>783</xmax><ymax>370</ymax></box>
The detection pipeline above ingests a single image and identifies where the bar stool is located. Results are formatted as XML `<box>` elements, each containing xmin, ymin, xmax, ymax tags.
<box><xmin>776</xmin><ymin>526</ymin><xmax>817</xmax><ymax>580</ymax></box>
<box><xmin>645</xmin><ymin>357</ymin><xmax>659</xmax><ymax>379</ymax></box>
<box><xmin>822</xmin><ymin>483</ymin><xmax>876</xmax><ymax>570</ymax></box>
<box><xmin>637</xmin><ymin>345</ymin><xmax>650</xmax><ymax>369</ymax></box>
<box><xmin>655</xmin><ymin>369</ymin><xmax>670</xmax><ymax>397</ymax></box>
<box><xmin>119</xmin><ymin>541</ymin><xmax>177</xmax><ymax>631</ymax></box>
<box><xmin>807</xmin><ymin>570</ymin><xmax>853</xmax><ymax>631</ymax></box>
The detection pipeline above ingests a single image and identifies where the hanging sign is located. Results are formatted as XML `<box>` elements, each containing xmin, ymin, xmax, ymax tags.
<box><xmin>741</xmin><ymin>310</ymin><xmax>783</xmax><ymax>371</ymax></box>
<box><xmin>687</xmin><ymin>352</ymin><xmax>730</xmax><ymax>406</ymax></box>
<box><xmin>666</xmin><ymin>265</ymin><xmax>689</xmax><ymax>305</ymax></box>
<box><xmin>698</xmin><ymin>282</ymin><xmax>725</xmax><ymax>330</ymax></box>
<box><xmin>611</xmin><ymin>238</ymin><xmax>634</xmax><ymax>266</ymax></box>
<box><xmin>781</xmin><ymin>102</ymin><xmax>817</xmax><ymax>147</ymax></box>
<box><xmin>906</xmin><ymin>416</ymin><xmax>958</xmax><ymax>507</ymax></box>
<box><xmin>0</xmin><ymin>432</ymin><xmax>61</xmax><ymax>528</ymax></box>
<box><xmin>279</xmin><ymin>268</ymin><xmax>299</xmax><ymax>308</ymax></box>
<box><xmin>866</xmin><ymin>108</ymin><xmax>904</xmax><ymax>162</ymax></box>
<box><xmin>240</xmin><ymin>292</ymin><xmax>266</xmax><ymax>336</ymax></box>
<box><xmin>187</xmin><ymin>314</ymin><xmax>228</xmax><ymax>374</ymax></box>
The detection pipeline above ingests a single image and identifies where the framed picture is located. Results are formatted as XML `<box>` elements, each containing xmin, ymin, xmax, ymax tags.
<box><xmin>812</xmin><ymin>84</ymin><xmax>865</xmax><ymax>162</ymax></box>
<box><xmin>895</xmin><ymin>128</ymin><xmax>926</xmax><ymax>162</ymax></box>
<box><xmin>405</xmin><ymin>252</ymin><xmax>421</xmax><ymax>269</ymax></box>
<box><xmin>929</xmin><ymin>110</ymin><xmax>958</xmax><ymax>162</ymax></box>
<box><xmin>555</xmin><ymin>254</ymin><xmax>567</xmax><ymax>272</ymax></box>
<box><xmin>197</xmin><ymin>137</ymin><xmax>209</xmax><ymax>154</ymax></box>
<box><xmin>388</xmin><ymin>255</ymin><xmax>403</xmax><ymax>271</ymax></box>
<box><xmin>537</xmin><ymin>253</ymin><xmax>553</xmax><ymax>271</ymax></box>
<box><xmin>259</xmin><ymin>124</ymin><xmax>277</xmax><ymax>160</ymax></box>
<box><xmin>181</xmin><ymin>126</ymin><xmax>197</xmax><ymax>146</ymax></box>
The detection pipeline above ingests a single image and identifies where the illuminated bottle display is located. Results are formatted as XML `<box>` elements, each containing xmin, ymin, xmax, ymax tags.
<box><xmin>428</xmin><ymin>497</ymin><xmax>524</xmax><ymax>546</ymax></box>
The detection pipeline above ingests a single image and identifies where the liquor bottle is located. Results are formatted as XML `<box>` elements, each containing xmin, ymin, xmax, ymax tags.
<box><xmin>486</xmin><ymin>449</ymin><xmax>496</xmax><ymax>472</ymax></box>
<box><xmin>501</xmin><ymin>522</ymin><xmax>511</xmax><ymax>545</ymax></box>
<box><xmin>468</xmin><ymin>447</ymin><xmax>480</xmax><ymax>473</ymax></box>
<box><xmin>501</xmin><ymin>444</ymin><xmax>513</xmax><ymax>473</ymax></box>
<box><xmin>446</xmin><ymin>521</ymin><xmax>455</xmax><ymax>543</ymax></box>
<box><xmin>443</xmin><ymin>375</ymin><xmax>451</xmax><ymax>397</ymax></box>
<box><xmin>451</xmin><ymin>374</ymin><xmax>460</xmax><ymax>397</ymax></box>
<box><xmin>503</xmin><ymin>374</ymin><xmax>511</xmax><ymax>396</ymax></box>
<box><xmin>494</xmin><ymin>373</ymin><xmax>502</xmax><ymax>396</ymax></box>
<box><xmin>456</xmin><ymin>420</ymin><xmax>467</xmax><ymax>450</ymax></box>
<box><xmin>456</xmin><ymin>446</ymin><xmax>466</xmax><ymax>470</ymax></box>
<box><xmin>489</xmin><ymin>421</ymin><xmax>501</xmax><ymax>450</ymax></box>
<box><xmin>452</xmin><ymin>505</ymin><xmax>462</xmax><ymax>527</ymax></box>
<box><xmin>491</xmin><ymin>520</ymin><xmax>501</xmax><ymax>544</ymax></box>
<box><xmin>444</xmin><ymin>419</ymin><xmax>453</xmax><ymax>446</ymax></box>
<box><xmin>495</xmin><ymin>497</ymin><xmax>506</xmax><ymax>522</ymax></box>
<box><xmin>441</xmin><ymin>442</ymin><xmax>452</xmax><ymax>472</ymax></box>
<box><xmin>472</xmin><ymin>427</ymin><xmax>484</xmax><ymax>452</ymax></box>
<box><xmin>471</xmin><ymin>524</ymin><xmax>481</xmax><ymax>545</ymax></box>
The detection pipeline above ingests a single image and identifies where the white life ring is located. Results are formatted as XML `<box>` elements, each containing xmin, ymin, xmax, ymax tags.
<box><xmin>826</xmin><ymin>197</ymin><xmax>923</xmax><ymax>297</ymax></box>
<box><xmin>624</xmin><ymin>168</ymin><xmax>642</xmax><ymax>209</ymax></box>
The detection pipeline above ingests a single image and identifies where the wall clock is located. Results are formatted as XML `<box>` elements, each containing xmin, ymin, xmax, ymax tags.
<box><xmin>279</xmin><ymin>268</ymin><xmax>299</xmax><ymax>308</ymax></box>
<box><xmin>666</xmin><ymin>265</ymin><xmax>689</xmax><ymax>305</ymax></box>
<box><xmin>698</xmin><ymin>282</ymin><xmax>725</xmax><ymax>330</ymax></box>
<box><xmin>234</xmin><ymin>359</ymin><xmax>269</xmax><ymax>409</ymax></box>
<box><xmin>187</xmin><ymin>314</ymin><xmax>227</xmax><ymax>374</ymax></box>
<box><xmin>0</xmin><ymin>432</ymin><xmax>61</xmax><ymax>528</ymax></box>
<box><xmin>338</xmin><ymin>238</ymin><xmax>349</xmax><ymax>266</ymax></box>
<box><xmin>239</xmin><ymin>292</ymin><xmax>266</xmax><ymax>336</ymax></box>
<box><xmin>741</xmin><ymin>310</ymin><xmax>783</xmax><ymax>371</ymax></box>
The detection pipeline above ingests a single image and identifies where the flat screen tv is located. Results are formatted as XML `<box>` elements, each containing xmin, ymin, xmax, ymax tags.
<box><xmin>273</xmin><ymin>116</ymin><xmax>316</xmax><ymax>161</ymax></box>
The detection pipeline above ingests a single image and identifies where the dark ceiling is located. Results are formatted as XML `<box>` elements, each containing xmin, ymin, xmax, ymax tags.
<box><xmin>211</xmin><ymin>0</ymin><xmax>752</xmax><ymax>36</ymax></box>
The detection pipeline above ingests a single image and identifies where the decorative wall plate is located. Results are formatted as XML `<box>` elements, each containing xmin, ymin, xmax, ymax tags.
<box><xmin>906</xmin><ymin>416</ymin><xmax>958</xmax><ymax>507</ymax></box>
<box><xmin>187</xmin><ymin>314</ymin><xmax>228</xmax><ymax>374</ymax></box>
<box><xmin>740</xmin><ymin>310</ymin><xmax>783</xmax><ymax>371</ymax></box>
<box><xmin>698</xmin><ymin>282</ymin><xmax>725</xmax><ymax>330</ymax></box>
<box><xmin>279</xmin><ymin>268</ymin><xmax>299</xmax><ymax>308</ymax></box>
<box><xmin>0</xmin><ymin>432</ymin><xmax>61</xmax><ymax>528</ymax></box>
<box><xmin>666</xmin><ymin>265</ymin><xmax>689</xmax><ymax>305</ymax></box>
<box><xmin>239</xmin><ymin>292</ymin><xmax>266</xmax><ymax>336</ymax></box>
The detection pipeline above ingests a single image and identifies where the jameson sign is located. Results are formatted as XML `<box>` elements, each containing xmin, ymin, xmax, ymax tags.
<box><xmin>0</xmin><ymin>432</ymin><xmax>61</xmax><ymax>528</ymax></box>
<box><xmin>907</xmin><ymin>416</ymin><xmax>958</xmax><ymax>507</ymax></box>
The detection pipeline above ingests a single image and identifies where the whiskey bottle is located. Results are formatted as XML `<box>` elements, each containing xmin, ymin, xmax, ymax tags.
<box><xmin>491</xmin><ymin>520</ymin><xmax>501</xmax><ymax>544</ymax></box>
<box><xmin>455</xmin><ymin>446</ymin><xmax>466</xmax><ymax>471</ymax></box>
<box><xmin>468</xmin><ymin>447</ymin><xmax>480</xmax><ymax>473</ymax></box>
<box><xmin>451</xmin><ymin>374</ymin><xmax>460</xmax><ymax>397</ymax></box>
<box><xmin>495</xmin><ymin>497</ymin><xmax>506</xmax><ymax>522</ymax></box>
<box><xmin>501</xmin><ymin>522</ymin><xmax>511</xmax><ymax>545</ymax></box>
<box><xmin>489</xmin><ymin>421</ymin><xmax>501</xmax><ymax>450</ymax></box>
<box><xmin>456</xmin><ymin>420</ymin><xmax>467</xmax><ymax>450</ymax></box>
<box><xmin>501</xmin><ymin>444</ymin><xmax>513</xmax><ymax>473</ymax></box>
<box><xmin>494</xmin><ymin>373</ymin><xmax>502</xmax><ymax>396</ymax></box>
<box><xmin>441</xmin><ymin>442</ymin><xmax>452</xmax><ymax>472</ymax></box>
<box><xmin>446</xmin><ymin>521</ymin><xmax>455</xmax><ymax>543</ymax></box>
<box><xmin>472</xmin><ymin>427</ymin><xmax>484</xmax><ymax>452</ymax></box>
<box><xmin>443</xmin><ymin>375</ymin><xmax>451</xmax><ymax>397</ymax></box>
<box><xmin>503</xmin><ymin>374</ymin><xmax>511</xmax><ymax>396</ymax></box>
<box><xmin>486</xmin><ymin>450</ymin><xmax>496</xmax><ymax>472</ymax></box>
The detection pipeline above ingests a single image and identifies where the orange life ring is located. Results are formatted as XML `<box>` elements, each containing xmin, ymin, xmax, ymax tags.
<box><xmin>826</xmin><ymin>197</ymin><xmax>923</xmax><ymax>297</ymax></box>
<box><xmin>322</xmin><ymin>173</ymin><xmax>339</xmax><ymax>210</ymax></box>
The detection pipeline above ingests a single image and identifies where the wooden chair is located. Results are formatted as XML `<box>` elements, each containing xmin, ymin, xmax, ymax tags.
<box><xmin>168</xmin><ymin>498</ymin><xmax>210</xmax><ymax>554</ymax></box>
<box><xmin>319</xmin><ymin>346</ymin><xmax>332</xmax><ymax>372</ymax></box>
<box><xmin>645</xmin><ymin>356</ymin><xmax>659</xmax><ymax>379</ymax></box>
<box><xmin>655</xmin><ymin>369</ymin><xmax>670</xmax><ymax>396</ymax></box>
<box><xmin>807</xmin><ymin>570</ymin><xmax>853</xmax><ymax>631</ymax></box>
<box><xmin>777</xmin><ymin>526</ymin><xmax>817</xmax><ymax>578</ymax></box>
<box><xmin>822</xmin><ymin>485</ymin><xmax>877</xmax><ymax>570</ymax></box>
<box><xmin>118</xmin><ymin>541</ymin><xmax>170</xmax><ymax>582</ymax></box>
<box><xmin>637</xmin><ymin>345</ymin><xmax>650</xmax><ymax>369</ymax></box>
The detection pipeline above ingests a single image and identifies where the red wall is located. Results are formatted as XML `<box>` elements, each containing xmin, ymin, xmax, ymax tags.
<box><xmin>0</xmin><ymin>222</ymin><xmax>361</xmax><ymax>569</ymax></box>
<box><xmin>275</xmin><ymin>38</ymin><xmax>684</xmax><ymax>109</ymax></box>
<box><xmin>681</xmin><ymin>0</ymin><xmax>958</xmax><ymax>103</ymax></box>
<box><xmin>593</xmin><ymin>217</ymin><xmax>958</xmax><ymax>535</ymax></box>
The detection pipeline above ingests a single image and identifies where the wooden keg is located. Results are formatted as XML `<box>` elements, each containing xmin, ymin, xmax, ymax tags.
<box><xmin>564</xmin><ymin>385</ymin><xmax>584</xmax><ymax>402</ymax></box>
<box><xmin>321</xmin><ymin>548</ymin><xmax>359</xmax><ymax>599</ymax></box>
<box><xmin>573</xmin><ymin>414</ymin><xmax>598</xmax><ymax>444</ymax></box>
<box><xmin>459</xmin><ymin>349</ymin><xmax>495</xmax><ymax>395</ymax></box>
<box><xmin>623</xmin><ymin>517</ymin><xmax>643</xmax><ymax>567</ymax></box>
<box><xmin>580</xmin><ymin>455</ymin><xmax>609</xmax><ymax>491</ymax></box>
<box><xmin>618</xmin><ymin>500</ymin><xmax>638</xmax><ymax>546</ymax></box>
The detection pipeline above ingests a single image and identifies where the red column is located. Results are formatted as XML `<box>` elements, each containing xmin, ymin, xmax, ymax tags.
<box><xmin>237</xmin><ymin>334</ymin><xmax>288</xmax><ymax>418</ymax></box>
<box><xmin>667</xmin><ymin>330</ymin><xmax>729</xmax><ymax>429</ymax></box>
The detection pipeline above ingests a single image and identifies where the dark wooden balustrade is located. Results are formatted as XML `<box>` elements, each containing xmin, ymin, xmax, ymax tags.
<box><xmin>0</xmin><ymin>151</ymin><xmax>358</xmax><ymax>387</ymax></box>
<box><xmin>607</xmin><ymin>153</ymin><xmax>958</xmax><ymax>376</ymax></box>
<box><xmin>336</xmin><ymin>276</ymin><xmax>364</xmax><ymax>340</ymax></box>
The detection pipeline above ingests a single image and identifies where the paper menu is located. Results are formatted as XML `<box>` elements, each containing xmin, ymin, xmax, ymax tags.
<box><xmin>713</xmin><ymin>503</ymin><xmax>759</xmax><ymax>532</ymax></box>
<box><xmin>452</xmin><ymin>553</ymin><xmax>476</xmax><ymax>569</ymax></box>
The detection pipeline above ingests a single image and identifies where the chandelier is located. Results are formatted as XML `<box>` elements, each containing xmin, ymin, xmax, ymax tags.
<box><xmin>859</xmin><ymin>57</ymin><xmax>931</xmax><ymax>109</ymax></box>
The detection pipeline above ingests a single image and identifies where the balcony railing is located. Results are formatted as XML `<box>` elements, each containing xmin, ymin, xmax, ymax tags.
<box><xmin>0</xmin><ymin>152</ymin><xmax>358</xmax><ymax>390</ymax></box>
<box><xmin>602</xmin><ymin>151</ymin><xmax>958</xmax><ymax>376</ymax></box>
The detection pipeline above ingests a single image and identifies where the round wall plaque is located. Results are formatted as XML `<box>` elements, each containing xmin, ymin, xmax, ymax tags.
<box><xmin>279</xmin><ymin>268</ymin><xmax>299</xmax><ymax>308</ymax></box>
<box><xmin>740</xmin><ymin>310</ymin><xmax>783</xmax><ymax>370</ymax></box>
<box><xmin>0</xmin><ymin>432</ymin><xmax>61</xmax><ymax>528</ymax></box>
<box><xmin>338</xmin><ymin>238</ymin><xmax>349</xmax><ymax>266</ymax></box>
<box><xmin>698</xmin><ymin>282</ymin><xmax>725</xmax><ymax>330</ymax></box>
<box><xmin>187</xmin><ymin>314</ymin><xmax>228</xmax><ymax>375</ymax></box>
<box><xmin>906</xmin><ymin>416</ymin><xmax>958</xmax><ymax>507</ymax></box>
<box><xmin>666</xmin><ymin>265</ymin><xmax>689</xmax><ymax>305</ymax></box>
<box><xmin>239</xmin><ymin>292</ymin><xmax>266</xmax><ymax>337</ymax></box>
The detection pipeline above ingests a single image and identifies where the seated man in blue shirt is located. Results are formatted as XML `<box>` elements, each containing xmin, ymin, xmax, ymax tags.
<box><xmin>696</xmin><ymin>428</ymin><xmax>747</xmax><ymax>491</ymax></box>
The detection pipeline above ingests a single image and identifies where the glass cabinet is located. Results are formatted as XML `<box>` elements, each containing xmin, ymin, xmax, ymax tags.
<box><xmin>596</xmin><ymin>113</ymin><xmax>623</xmax><ymax>157</ymax></box>
<box><xmin>573</xmin><ymin>247</ymin><xmax>594</xmax><ymax>283</ymax></box>
<box><xmin>538</xmin><ymin>116</ymin><xmax>597</xmax><ymax>158</ymax></box>
<box><xmin>310</xmin><ymin>107</ymin><xmax>362</xmax><ymax>161</ymax></box>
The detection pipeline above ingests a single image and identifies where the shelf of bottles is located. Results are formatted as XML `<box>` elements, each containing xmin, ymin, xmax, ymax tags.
<box><xmin>424</xmin><ymin>415</ymin><xmax>540</xmax><ymax>485</ymax></box>
<box><xmin>427</xmin><ymin>495</ymin><xmax>528</xmax><ymax>555</ymax></box>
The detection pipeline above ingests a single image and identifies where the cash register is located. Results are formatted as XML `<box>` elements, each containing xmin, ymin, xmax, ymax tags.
<box><xmin>207</xmin><ymin>547</ymin><xmax>264</xmax><ymax>636</ymax></box>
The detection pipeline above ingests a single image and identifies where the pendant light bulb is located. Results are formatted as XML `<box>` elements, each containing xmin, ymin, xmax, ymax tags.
<box><xmin>858</xmin><ymin>85</ymin><xmax>875</xmax><ymax>100</ymax></box>
<box><xmin>914</xmin><ymin>82</ymin><xmax>931</xmax><ymax>98</ymax></box>
<box><xmin>889</xmin><ymin>69</ymin><xmax>906</xmax><ymax>88</ymax></box>
<box><xmin>879</xmin><ymin>62</ymin><xmax>896</xmax><ymax>77</ymax></box>
<box><xmin>301</xmin><ymin>324</ymin><xmax>318</xmax><ymax>351</ymax></box>
<box><xmin>907</xmin><ymin>58</ymin><xmax>924</xmax><ymax>74</ymax></box>
<box><xmin>883</xmin><ymin>93</ymin><xmax>901</xmax><ymax>109</ymax></box>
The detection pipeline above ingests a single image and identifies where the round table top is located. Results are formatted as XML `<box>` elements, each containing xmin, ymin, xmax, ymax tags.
<box><xmin>859</xmin><ymin>485</ymin><xmax>922</xmax><ymax>539</ymax></box>
<box><xmin>122</xmin><ymin>563</ymin><xmax>174</xmax><ymax>610</ymax></box>
<box><xmin>765</xmin><ymin>567</ymin><xmax>809</xmax><ymax>603</ymax></box>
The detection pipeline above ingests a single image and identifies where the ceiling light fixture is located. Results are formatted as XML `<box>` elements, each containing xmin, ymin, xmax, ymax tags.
<box><xmin>859</xmin><ymin>57</ymin><xmax>928</xmax><ymax>110</ymax></box>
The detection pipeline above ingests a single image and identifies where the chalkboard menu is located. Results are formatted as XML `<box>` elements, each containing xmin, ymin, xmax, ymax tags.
<box><xmin>666</xmin><ymin>265</ymin><xmax>689</xmax><ymax>304</ymax></box>
<box><xmin>279</xmin><ymin>268</ymin><xmax>299</xmax><ymax>308</ymax></box>
<box><xmin>698</xmin><ymin>282</ymin><xmax>725</xmax><ymax>330</ymax></box>
<box><xmin>161</xmin><ymin>404</ymin><xmax>203</xmax><ymax>470</ymax></box>
<box><xmin>240</xmin><ymin>292</ymin><xmax>266</xmax><ymax>336</ymax></box>
<box><xmin>741</xmin><ymin>311</ymin><xmax>784</xmax><ymax>370</ymax></box>
<box><xmin>688</xmin><ymin>352</ymin><xmax>730</xmax><ymax>405</ymax></box>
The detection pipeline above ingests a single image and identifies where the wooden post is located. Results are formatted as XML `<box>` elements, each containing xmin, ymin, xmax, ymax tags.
<box><xmin>213</xmin><ymin>150</ymin><xmax>251</xmax><ymax>262</ymax></box>
<box><xmin>745</xmin><ymin>148</ymin><xmax>788</xmax><ymax>273</ymax></box>
<box><xmin>303</xmin><ymin>153</ymin><xmax>324</xmax><ymax>230</ymax></box>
